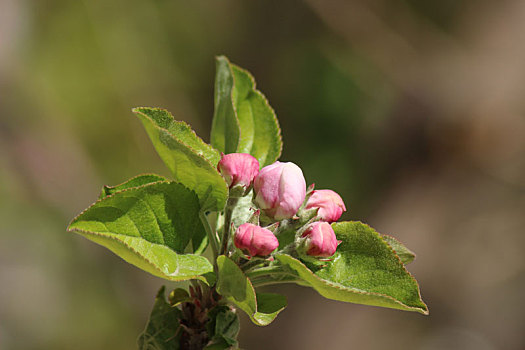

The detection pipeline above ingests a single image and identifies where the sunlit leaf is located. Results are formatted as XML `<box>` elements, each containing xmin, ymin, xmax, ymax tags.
<box><xmin>210</xmin><ymin>56</ymin><xmax>240</xmax><ymax>154</ymax></box>
<box><xmin>133</xmin><ymin>107</ymin><xmax>227</xmax><ymax>212</ymax></box>
<box><xmin>276</xmin><ymin>221</ymin><xmax>428</xmax><ymax>314</ymax></box>
<box><xmin>210</xmin><ymin>56</ymin><xmax>282</xmax><ymax>166</ymax></box>
<box><xmin>99</xmin><ymin>174</ymin><xmax>168</xmax><ymax>199</ymax></box>
<box><xmin>68</xmin><ymin>182</ymin><xmax>214</xmax><ymax>283</ymax></box>
<box><xmin>231</xmin><ymin>64</ymin><xmax>282</xmax><ymax>166</ymax></box>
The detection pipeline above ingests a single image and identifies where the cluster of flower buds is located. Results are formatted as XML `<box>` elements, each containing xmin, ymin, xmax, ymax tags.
<box><xmin>218</xmin><ymin>153</ymin><xmax>346</xmax><ymax>259</ymax></box>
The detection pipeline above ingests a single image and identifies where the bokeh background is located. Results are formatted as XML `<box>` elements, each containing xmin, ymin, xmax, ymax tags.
<box><xmin>1</xmin><ymin>0</ymin><xmax>524</xmax><ymax>349</ymax></box>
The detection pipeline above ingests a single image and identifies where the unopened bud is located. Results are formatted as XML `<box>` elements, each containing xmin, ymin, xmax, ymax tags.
<box><xmin>234</xmin><ymin>223</ymin><xmax>279</xmax><ymax>257</ymax></box>
<box><xmin>305</xmin><ymin>189</ymin><xmax>346</xmax><ymax>222</ymax></box>
<box><xmin>218</xmin><ymin>153</ymin><xmax>260</xmax><ymax>188</ymax></box>
<box><xmin>301</xmin><ymin>222</ymin><xmax>340</xmax><ymax>257</ymax></box>
<box><xmin>254</xmin><ymin>161</ymin><xmax>306</xmax><ymax>220</ymax></box>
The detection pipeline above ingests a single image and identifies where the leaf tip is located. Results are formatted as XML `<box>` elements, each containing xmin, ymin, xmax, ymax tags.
<box><xmin>155</xmin><ymin>285</ymin><xmax>166</xmax><ymax>299</ymax></box>
<box><xmin>215</xmin><ymin>55</ymin><xmax>230</xmax><ymax>63</ymax></box>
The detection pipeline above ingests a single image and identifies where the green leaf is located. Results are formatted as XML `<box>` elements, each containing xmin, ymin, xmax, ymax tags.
<box><xmin>68</xmin><ymin>182</ymin><xmax>214</xmax><ymax>283</ymax></box>
<box><xmin>382</xmin><ymin>234</ymin><xmax>416</xmax><ymax>264</ymax></box>
<box><xmin>205</xmin><ymin>305</ymin><xmax>240</xmax><ymax>349</ymax></box>
<box><xmin>210</xmin><ymin>56</ymin><xmax>240</xmax><ymax>154</ymax></box>
<box><xmin>133</xmin><ymin>107</ymin><xmax>228</xmax><ymax>212</ymax></box>
<box><xmin>230</xmin><ymin>191</ymin><xmax>257</xmax><ymax>228</ymax></box>
<box><xmin>216</xmin><ymin>255</ymin><xmax>287</xmax><ymax>326</ymax></box>
<box><xmin>275</xmin><ymin>221</ymin><xmax>428</xmax><ymax>314</ymax></box>
<box><xmin>231</xmin><ymin>64</ymin><xmax>282</xmax><ymax>166</ymax></box>
<box><xmin>138</xmin><ymin>286</ymin><xmax>182</xmax><ymax>350</ymax></box>
<box><xmin>99</xmin><ymin>173</ymin><xmax>168</xmax><ymax>199</ymax></box>
<box><xmin>213</xmin><ymin>307</ymin><xmax>239</xmax><ymax>343</ymax></box>
<box><xmin>210</xmin><ymin>56</ymin><xmax>283</xmax><ymax>166</ymax></box>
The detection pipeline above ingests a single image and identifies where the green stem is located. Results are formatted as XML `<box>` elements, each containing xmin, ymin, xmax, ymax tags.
<box><xmin>245</xmin><ymin>265</ymin><xmax>286</xmax><ymax>278</ymax></box>
<box><xmin>199</xmin><ymin>211</ymin><xmax>219</xmax><ymax>261</ymax></box>
<box><xmin>250</xmin><ymin>273</ymin><xmax>301</xmax><ymax>287</ymax></box>
<box><xmin>220</xmin><ymin>196</ymin><xmax>239</xmax><ymax>255</ymax></box>
<box><xmin>240</xmin><ymin>258</ymin><xmax>267</xmax><ymax>273</ymax></box>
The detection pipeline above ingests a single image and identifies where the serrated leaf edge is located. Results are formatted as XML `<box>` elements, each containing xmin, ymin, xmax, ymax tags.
<box><xmin>335</xmin><ymin>221</ymin><xmax>428</xmax><ymax>314</ymax></box>
<box><xmin>67</xmin><ymin>181</ymin><xmax>214</xmax><ymax>283</ymax></box>
<box><xmin>213</xmin><ymin>55</ymin><xmax>241</xmax><ymax>153</ymax></box>
<box><xmin>276</xmin><ymin>253</ymin><xmax>427</xmax><ymax>315</ymax></box>
<box><xmin>133</xmin><ymin>106</ymin><xmax>222</xmax><ymax>166</ymax></box>
<box><xmin>230</xmin><ymin>63</ymin><xmax>283</xmax><ymax>164</ymax></box>
<box><xmin>381</xmin><ymin>234</ymin><xmax>416</xmax><ymax>263</ymax></box>
<box><xmin>70</xmin><ymin>180</ymin><xmax>172</xmax><ymax>224</ymax></box>
<box><xmin>132</xmin><ymin>107</ymin><xmax>229</xmax><ymax>211</ymax></box>
<box><xmin>68</xmin><ymin>226</ymin><xmax>212</xmax><ymax>283</ymax></box>
<box><xmin>100</xmin><ymin>173</ymin><xmax>168</xmax><ymax>199</ymax></box>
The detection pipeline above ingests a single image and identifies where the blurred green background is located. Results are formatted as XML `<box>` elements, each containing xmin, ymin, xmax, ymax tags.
<box><xmin>1</xmin><ymin>0</ymin><xmax>524</xmax><ymax>349</ymax></box>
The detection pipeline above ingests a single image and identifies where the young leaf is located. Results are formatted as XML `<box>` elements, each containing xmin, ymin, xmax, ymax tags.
<box><xmin>231</xmin><ymin>64</ymin><xmax>282</xmax><ymax>166</ymax></box>
<box><xmin>275</xmin><ymin>221</ymin><xmax>428</xmax><ymax>314</ymax></box>
<box><xmin>210</xmin><ymin>56</ymin><xmax>240</xmax><ymax>154</ymax></box>
<box><xmin>138</xmin><ymin>286</ymin><xmax>182</xmax><ymax>350</ymax></box>
<box><xmin>382</xmin><ymin>234</ymin><xmax>416</xmax><ymax>264</ymax></box>
<box><xmin>212</xmin><ymin>307</ymin><xmax>240</xmax><ymax>344</ymax></box>
<box><xmin>205</xmin><ymin>305</ymin><xmax>240</xmax><ymax>349</ymax></box>
<box><xmin>133</xmin><ymin>107</ymin><xmax>227</xmax><ymax>212</ymax></box>
<box><xmin>99</xmin><ymin>174</ymin><xmax>168</xmax><ymax>199</ymax></box>
<box><xmin>216</xmin><ymin>255</ymin><xmax>287</xmax><ymax>326</ymax></box>
<box><xmin>68</xmin><ymin>182</ymin><xmax>214</xmax><ymax>283</ymax></box>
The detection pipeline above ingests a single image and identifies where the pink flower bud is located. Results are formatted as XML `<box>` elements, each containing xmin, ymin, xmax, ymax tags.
<box><xmin>254</xmin><ymin>161</ymin><xmax>306</xmax><ymax>220</ymax></box>
<box><xmin>218</xmin><ymin>153</ymin><xmax>260</xmax><ymax>188</ymax></box>
<box><xmin>302</xmin><ymin>222</ymin><xmax>340</xmax><ymax>257</ymax></box>
<box><xmin>234</xmin><ymin>223</ymin><xmax>279</xmax><ymax>257</ymax></box>
<box><xmin>305</xmin><ymin>189</ymin><xmax>346</xmax><ymax>222</ymax></box>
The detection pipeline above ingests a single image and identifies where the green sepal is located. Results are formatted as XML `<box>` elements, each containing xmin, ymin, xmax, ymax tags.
<box><xmin>382</xmin><ymin>234</ymin><xmax>416</xmax><ymax>264</ymax></box>
<box><xmin>137</xmin><ymin>286</ymin><xmax>182</xmax><ymax>350</ymax></box>
<box><xmin>275</xmin><ymin>221</ymin><xmax>428</xmax><ymax>314</ymax></box>
<box><xmin>133</xmin><ymin>107</ymin><xmax>228</xmax><ymax>212</ymax></box>
<box><xmin>68</xmin><ymin>181</ymin><xmax>215</xmax><ymax>284</ymax></box>
<box><xmin>216</xmin><ymin>255</ymin><xmax>287</xmax><ymax>326</ymax></box>
<box><xmin>99</xmin><ymin>174</ymin><xmax>168</xmax><ymax>199</ymax></box>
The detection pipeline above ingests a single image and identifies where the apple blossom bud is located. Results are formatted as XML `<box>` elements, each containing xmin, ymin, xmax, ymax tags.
<box><xmin>218</xmin><ymin>153</ymin><xmax>260</xmax><ymax>188</ymax></box>
<box><xmin>302</xmin><ymin>222</ymin><xmax>340</xmax><ymax>257</ymax></box>
<box><xmin>254</xmin><ymin>161</ymin><xmax>306</xmax><ymax>220</ymax></box>
<box><xmin>305</xmin><ymin>189</ymin><xmax>346</xmax><ymax>222</ymax></box>
<box><xmin>234</xmin><ymin>223</ymin><xmax>279</xmax><ymax>257</ymax></box>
